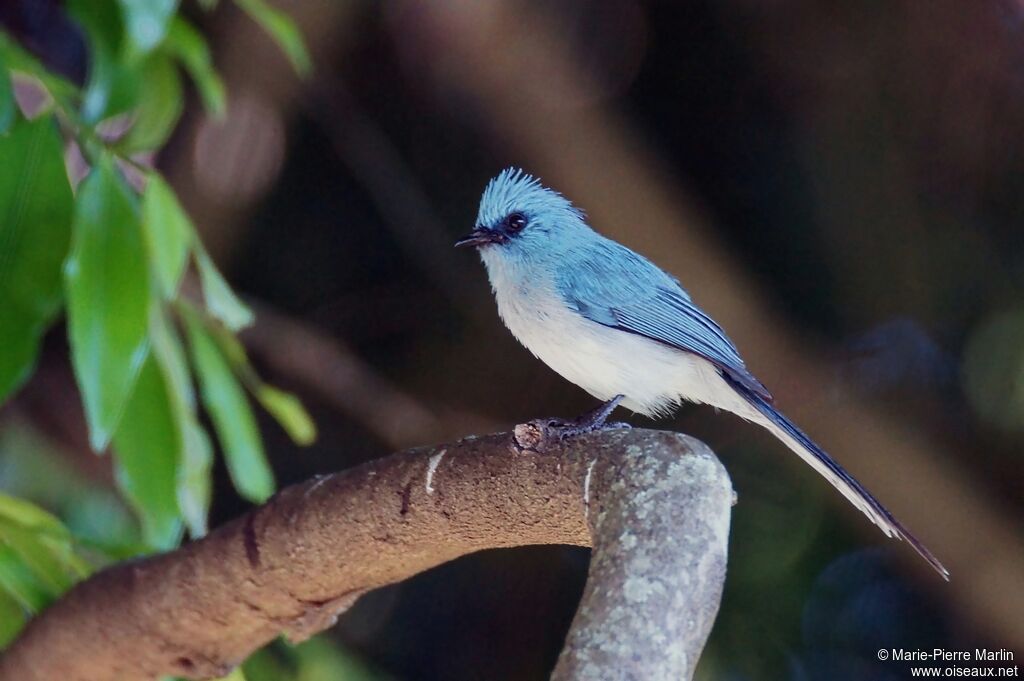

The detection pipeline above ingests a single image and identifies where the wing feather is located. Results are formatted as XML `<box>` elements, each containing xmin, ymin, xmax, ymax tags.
<box><xmin>558</xmin><ymin>240</ymin><xmax>772</xmax><ymax>401</ymax></box>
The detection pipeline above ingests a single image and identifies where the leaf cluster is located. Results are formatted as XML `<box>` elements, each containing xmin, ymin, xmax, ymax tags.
<box><xmin>0</xmin><ymin>0</ymin><xmax>313</xmax><ymax>651</ymax></box>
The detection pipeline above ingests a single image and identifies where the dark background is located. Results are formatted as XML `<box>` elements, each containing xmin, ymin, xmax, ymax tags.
<box><xmin>2</xmin><ymin>1</ymin><xmax>1023</xmax><ymax>679</ymax></box>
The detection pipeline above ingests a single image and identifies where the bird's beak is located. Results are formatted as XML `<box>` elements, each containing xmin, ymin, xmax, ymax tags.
<box><xmin>454</xmin><ymin>228</ymin><xmax>501</xmax><ymax>248</ymax></box>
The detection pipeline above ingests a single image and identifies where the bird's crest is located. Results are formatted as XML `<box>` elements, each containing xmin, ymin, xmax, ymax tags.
<box><xmin>477</xmin><ymin>167</ymin><xmax>583</xmax><ymax>227</ymax></box>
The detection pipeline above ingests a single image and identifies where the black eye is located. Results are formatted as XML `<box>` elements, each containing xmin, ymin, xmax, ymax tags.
<box><xmin>506</xmin><ymin>212</ymin><xmax>528</xmax><ymax>233</ymax></box>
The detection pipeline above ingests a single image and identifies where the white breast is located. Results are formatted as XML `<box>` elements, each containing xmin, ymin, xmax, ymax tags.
<box><xmin>482</xmin><ymin>252</ymin><xmax>740</xmax><ymax>417</ymax></box>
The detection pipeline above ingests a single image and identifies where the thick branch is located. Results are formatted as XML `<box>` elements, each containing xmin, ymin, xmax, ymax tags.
<box><xmin>0</xmin><ymin>428</ymin><xmax>733</xmax><ymax>681</ymax></box>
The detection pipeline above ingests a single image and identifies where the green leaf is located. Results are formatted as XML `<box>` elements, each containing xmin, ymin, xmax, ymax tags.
<box><xmin>0</xmin><ymin>494</ymin><xmax>69</xmax><ymax>539</ymax></box>
<box><xmin>164</xmin><ymin>18</ymin><xmax>226</xmax><ymax>116</ymax></box>
<box><xmin>195</xmin><ymin>245</ymin><xmax>254</xmax><ymax>331</ymax></box>
<box><xmin>245</xmin><ymin>637</ymin><xmax>382</xmax><ymax>681</ymax></box>
<box><xmin>117</xmin><ymin>0</ymin><xmax>179</xmax><ymax>53</ymax></box>
<box><xmin>150</xmin><ymin>308</ymin><xmax>195</xmax><ymax>409</ymax></box>
<box><xmin>150</xmin><ymin>309</ymin><xmax>212</xmax><ymax>536</ymax></box>
<box><xmin>0</xmin><ymin>589</ymin><xmax>25</xmax><ymax>648</ymax></box>
<box><xmin>0</xmin><ymin>544</ymin><xmax>50</xmax><ymax>612</ymax></box>
<box><xmin>207</xmin><ymin>326</ymin><xmax>317</xmax><ymax>446</ymax></box>
<box><xmin>178</xmin><ymin>419</ymin><xmax>214</xmax><ymax>536</ymax></box>
<box><xmin>208</xmin><ymin>323</ymin><xmax>248</xmax><ymax>365</ymax></box>
<box><xmin>0</xmin><ymin>114</ymin><xmax>74</xmax><ymax>403</ymax></box>
<box><xmin>65</xmin><ymin>157</ymin><xmax>151</xmax><ymax>452</ymax></box>
<box><xmin>67</xmin><ymin>0</ymin><xmax>141</xmax><ymax>123</ymax></box>
<box><xmin>112</xmin><ymin>356</ymin><xmax>184</xmax><ymax>550</ymax></box>
<box><xmin>183</xmin><ymin>308</ymin><xmax>274</xmax><ymax>503</ymax></box>
<box><xmin>235</xmin><ymin>0</ymin><xmax>312</xmax><ymax>77</ymax></box>
<box><xmin>0</xmin><ymin>497</ymin><xmax>87</xmax><ymax>585</ymax></box>
<box><xmin>0</xmin><ymin>53</ymin><xmax>15</xmax><ymax>134</ymax></box>
<box><xmin>120</xmin><ymin>54</ymin><xmax>184</xmax><ymax>153</ymax></box>
<box><xmin>255</xmin><ymin>385</ymin><xmax>316</xmax><ymax>445</ymax></box>
<box><xmin>141</xmin><ymin>174</ymin><xmax>192</xmax><ymax>298</ymax></box>
<box><xmin>0</xmin><ymin>519</ymin><xmax>78</xmax><ymax>595</ymax></box>
<box><xmin>0</xmin><ymin>31</ymin><xmax>79</xmax><ymax>106</ymax></box>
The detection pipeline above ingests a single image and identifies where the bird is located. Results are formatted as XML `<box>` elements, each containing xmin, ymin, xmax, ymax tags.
<box><xmin>455</xmin><ymin>168</ymin><xmax>948</xmax><ymax>580</ymax></box>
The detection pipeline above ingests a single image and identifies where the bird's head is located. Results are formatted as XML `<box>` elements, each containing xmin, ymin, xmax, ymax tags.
<box><xmin>455</xmin><ymin>168</ymin><xmax>589</xmax><ymax>261</ymax></box>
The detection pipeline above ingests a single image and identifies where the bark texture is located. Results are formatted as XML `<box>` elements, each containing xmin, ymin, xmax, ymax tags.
<box><xmin>549</xmin><ymin>431</ymin><xmax>733</xmax><ymax>680</ymax></box>
<box><xmin>0</xmin><ymin>428</ymin><xmax>733</xmax><ymax>681</ymax></box>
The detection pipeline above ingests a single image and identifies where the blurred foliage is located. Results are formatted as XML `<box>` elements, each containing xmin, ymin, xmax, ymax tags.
<box><xmin>963</xmin><ymin>307</ymin><xmax>1024</xmax><ymax>433</ymax></box>
<box><xmin>0</xmin><ymin>490</ymin><xmax>90</xmax><ymax>647</ymax></box>
<box><xmin>243</xmin><ymin>636</ymin><xmax>385</xmax><ymax>681</ymax></box>
<box><xmin>0</xmin><ymin>0</ymin><xmax>315</xmax><ymax>662</ymax></box>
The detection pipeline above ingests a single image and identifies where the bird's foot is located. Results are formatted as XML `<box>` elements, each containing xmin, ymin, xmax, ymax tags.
<box><xmin>549</xmin><ymin>394</ymin><xmax>630</xmax><ymax>435</ymax></box>
<box><xmin>513</xmin><ymin>396</ymin><xmax>630</xmax><ymax>453</ymax></box>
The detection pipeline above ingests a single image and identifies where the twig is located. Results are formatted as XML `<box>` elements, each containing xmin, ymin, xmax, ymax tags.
<box><xmin>241</xmin><ymin>302</ymin><xmax>499</xmax><ymax>448</ymax></box>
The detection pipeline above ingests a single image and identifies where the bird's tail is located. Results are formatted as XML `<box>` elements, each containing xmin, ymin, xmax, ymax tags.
<box><xmin>726</xmin><ymin>378</ymin><xmax>949</xmax><ymax>580</ymax></box>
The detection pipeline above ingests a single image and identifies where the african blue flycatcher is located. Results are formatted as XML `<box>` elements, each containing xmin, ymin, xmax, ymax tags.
<box><xmin>456</xmin><ymin>168</ymin><xmax>947</xmax><ymax>579</ymax></box>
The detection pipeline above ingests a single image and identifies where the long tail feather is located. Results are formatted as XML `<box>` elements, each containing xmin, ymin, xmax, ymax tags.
<box><xmin>726</xmin><ymin>378</ymin><xmax>949</xmax><ymax>580</ymax></box>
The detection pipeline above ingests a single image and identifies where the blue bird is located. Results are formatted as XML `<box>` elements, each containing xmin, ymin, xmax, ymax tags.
<box><xmin>456</xmin><ymin>168</ymin><xmax>948</xmax><ymax>579</ymax></box>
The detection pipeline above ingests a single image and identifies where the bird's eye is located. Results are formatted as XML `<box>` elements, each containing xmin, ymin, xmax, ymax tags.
<box><xmin>506</xmin><ymin>212</ymin><xmax>528</xmax><ymax>233</ymax></box>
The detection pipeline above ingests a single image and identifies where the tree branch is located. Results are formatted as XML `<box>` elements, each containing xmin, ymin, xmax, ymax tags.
<box><xmin>0</xmin><ymin>428</ymin><xmax>733</xmax><ymax>681</ymax></box>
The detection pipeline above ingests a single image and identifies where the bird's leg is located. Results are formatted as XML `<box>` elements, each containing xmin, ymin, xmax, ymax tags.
<box><xmin>572</xmin><ymin>394</ymin><xmax>631</xmax><ymax>431</ymax></box>
<box><xmin>541</xmin><ymin>395</ymin><xmax>631</xmax><ymax>436</ymax></box>
<box><xmin>513</xmin><ymin>395</ymin><xmax>631</xmax><ymax>453</ymax></box>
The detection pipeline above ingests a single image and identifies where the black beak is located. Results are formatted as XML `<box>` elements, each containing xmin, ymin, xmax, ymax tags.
<box><xmin>454</xmin><ymin>228</ymin><xmax>503</xmax><ymax>248</ymax></box>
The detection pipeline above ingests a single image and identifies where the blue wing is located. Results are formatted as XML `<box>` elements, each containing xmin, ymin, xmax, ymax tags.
<box><xmin>557</xmin><ymin>239</ymin><xmax>772</xmax><ymax>401</ymax></box>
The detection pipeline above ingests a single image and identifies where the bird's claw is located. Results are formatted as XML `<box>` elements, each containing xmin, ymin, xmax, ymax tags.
<box><xmin>512</xmin><ymin>396</ymin><xmax>629</xmax><ymax>453</ymax></box>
